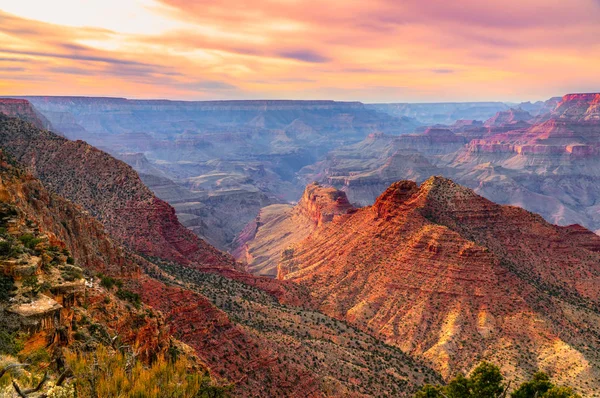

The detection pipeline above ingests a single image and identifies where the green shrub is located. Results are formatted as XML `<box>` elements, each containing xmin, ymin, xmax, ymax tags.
<box><xmin>116</xmin><ymin>289</ymin><xmax>141</xmax><ymax>308</ymax></box>
<box><xmin>99</xmin><ymin>275</ymin><xmax>122</xmax><ymax>290</ymax></box>
<box><xmin>0</xmin><ymin>274</ymin><xmax>16</xmax><ymax>301</ymax></box>
<box><xmin>415</xmin><ymin>363</ymin><xmax>581</xmax><ymax>398</ymax></box>
<box><xmin>19</xmin><ymin>233</ymin><xmax>43</xmax><ymax>251</ymax></box>
<box><xmin>61</xmin><ymin>265</ymin><xmax>83</xmax><ymax>282</ymax></box>
<box><xmin>0</xmin><ymin>240</ymin><xmax>11</xmax><ymax>255</ymax></box>
<box><xmin>22</xmin><ymin>275</ymin><xmax>41</xmax><ymax>295</ymax></box>
<box><xmin>0</xmin><ymin>330</ymin><xmax>24</xmax><ymax>355</ymax></box>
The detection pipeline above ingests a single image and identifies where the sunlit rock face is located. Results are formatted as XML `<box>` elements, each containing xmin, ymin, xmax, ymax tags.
<box><xmin>240</xmin><ymin>177</ymin><xmax>600</xmax><ymax>394</ymax></box>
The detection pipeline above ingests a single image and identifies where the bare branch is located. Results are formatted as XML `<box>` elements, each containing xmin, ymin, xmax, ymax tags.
<box><xmin>497</xmin><ymin>381</ymin><xmax>512</xmax><ymax>398</ymax></box>
<box><xmin>12</xmin><ymin>381</ymin><xmax>28</xmax><ymax>398</ymax></box>
<box><xmin>22</xmin><ymin>371</ymin><xmax>49</xmax><ymax>394</ymax></box>
<box><xmin>0</xmin><ymin>363</ymin><xmax>29</xmax><ymax>379</ymax></box>
<box><xmin>56</xmin><ymin>368</ymin><xmax>73</xmax><ymax>386</ymax></box>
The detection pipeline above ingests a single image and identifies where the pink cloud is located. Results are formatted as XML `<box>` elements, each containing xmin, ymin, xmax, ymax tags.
<box><xmin>0</xmin><ymin>1</ymin><xmax>599</xmax><ymax>101</ymax></box>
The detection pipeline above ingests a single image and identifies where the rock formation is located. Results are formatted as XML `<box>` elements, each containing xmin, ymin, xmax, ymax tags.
<box><xmin>0</xmin><ymin>98</ymin><xmax>51</xmax><ymax>130</ymax></box>
<box><xmin>241</xmin><ymin>178</ymin><xmax>600</xmax><ymax>395</ymax></box>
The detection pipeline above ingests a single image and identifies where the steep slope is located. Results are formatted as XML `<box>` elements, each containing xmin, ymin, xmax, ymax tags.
<box><xmin>0</xmin><ymin>149</ymin><xmax>224</xmax><ymax>394</ymax></box>
<box><xmin>0</xmin><ymin>113</ymin><xmax>233</xmax><ymax>269</ymax></box>
<box><xmin>448</xmin><ymin>93</ymin><xmax>600</xmax><ymax>233</ymax></box>
<box><xmin>243</xmin><ymin>178</ymin><xmax>600</xmax><ymax>395</ymax></box>
<box><xmin>0</xmin><ymin>149</ymin><xmax>320</xmax><ymax>396</ymax></box>
<box><xmin>310</xmin><ymin>93</ymin><xmax>600</xmax><ymax>235</ymax></box>
<box><xmin>483</xmin><ymin>108</ymin><xmax>533</xmax><ymax>129</ymax></box>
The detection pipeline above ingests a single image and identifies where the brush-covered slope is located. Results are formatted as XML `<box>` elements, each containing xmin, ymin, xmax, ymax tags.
<box><xmin>0</xmin><ymin>113</ymin><xmax>304</xmax><ymax>298</ymax></box>
<box><xmin>0</xmin><ymin>113</ymin><xmax>232</xmax><ymax>269</ymax></box>
<box><xmin>244</xmin><ymin>178</ymin><xmax>600</xmax><ymax>396</ymax></box>
<box><xmin>18</xmin><ymin>96</ymin><xmax>421</xmax><ymax>250</ymax></box>
<box><xmin>0</xmin><ymin>149</ymin><xmax>228</xmax><ymax>396</ymax></box>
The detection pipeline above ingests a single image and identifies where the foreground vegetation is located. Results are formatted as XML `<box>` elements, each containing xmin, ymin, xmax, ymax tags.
<box><xmin>415</xmin><ymin>362</ymin><xmax>581</xmax><ymax>398</ymax></box>
<box><xmin>0</xmin><ymin>344</ymin><xmax>230</xmax><ymax>398</ymax></box>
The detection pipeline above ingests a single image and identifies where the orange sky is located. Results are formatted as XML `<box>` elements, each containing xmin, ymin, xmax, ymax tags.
<box><xmin>0</xmin><ymin>0</ymin><xmax>599</xmax><ymax>102</ymax></box>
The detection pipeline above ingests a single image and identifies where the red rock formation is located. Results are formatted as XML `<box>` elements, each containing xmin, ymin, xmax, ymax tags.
<box><xmin>483</xmin><ymin>108</ymin><xmax>533</xmax><ymax>127</ymax></box>
<box><xmin>0</xmin><ymin>98</ymin><xmax>51</xmax><ymax>130</ymax></box>
<box><xmin>553</xmin><ymin>93</ymin><xmax>600</xmax><ymax>120</ymax></box>
<box><xmin>297</xmin><ymin>182</ymin><xmax>354</xmax><ymax>226</ymax></box>
<box><xmin>243</xmin><ymin>178</ymin><xmax>600</xmax><ymax>394</ymax></box>
<box><xmin>0</xmin><ymin>148</ymin><xmax>354</xmax><ymax>397</ymax></box>
<box><xmin>2</xmin><ymin>112</ymin><xmax>436</xmax><ymax>396</ymax></box>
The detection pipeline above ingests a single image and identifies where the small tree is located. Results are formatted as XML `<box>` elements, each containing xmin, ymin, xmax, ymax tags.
<box><xmin>415</xmin><ymin>384</ymin><xmax>443</xmax><ymax>398</ymax></box>
<box><xmin>469</xmin><ymin>362</ymin><xmax>504</xmax><ymax>398</ymax></box>
<box><xmin>542</xmin><ymin>386</ymin><xmax>581</xmax><ymax>398</ymax></box>
<box><xmin>415</xmin><ymin>364</ymin><xmax>581</xmax><ymax>398</ymax></box>
<box><xmin>22</xmin><ymin>275</ymin><xmax>41</xmax><ymax>296</ymax></box>
<box><xmin>511</xmin><ymin>372</ymin><xmax>553</xmax><ymax>398</ymax></box>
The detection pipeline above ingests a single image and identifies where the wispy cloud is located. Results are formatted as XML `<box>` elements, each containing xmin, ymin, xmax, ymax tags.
<box><xmin>0</xmin><ymin>0</ymin><xmax>599</xmax><ymax>101</ymax></box>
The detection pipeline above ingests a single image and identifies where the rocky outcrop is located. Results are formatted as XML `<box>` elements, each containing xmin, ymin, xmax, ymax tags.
<box><xmin>297</xmin><ymin>183</ymin><xmax>354</xmax><ymax>226</ymax></box>
<box><xmin>18</xmin><ymin>96</ymin><xmax>420</xmax><ymax>251</ymax></box>
<box><xmin>0</xmin><ymin>151</ymin><xmax>174</xmax><ymax>362</ymax></box>
<box><xmin>234</xmin><ymin>184</ymin><xmax>355</xmax><ymax>277</ymax></box>
<box><xmin>552</xmin><ymin>93</ymin><xmax>600</xmax><ymax>120</ymax></box>
<box><xmin>483</xmin><ymin>108</ymin><xmax>532</xmax><ymax>128</ymax></box>
<box><xmin>0</xmin><ymin>113</ymin><xmax>442</xmax><ymax>396</ymax></box>
<box><xmin>311</xmin><ymin>93</ymin><xmax>600</xmax><ymax>236</ymax></box>
<box><xmin>0</xmin><ymin>98</ymin><xmax>51</xmax><ymax>130</ymax></box>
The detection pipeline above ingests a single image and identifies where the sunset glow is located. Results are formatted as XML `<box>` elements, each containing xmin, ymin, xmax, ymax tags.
<box><xmin>1</xmin><ymin>0</ymin><xmax>599</xmax><ymax>101</ymax></box>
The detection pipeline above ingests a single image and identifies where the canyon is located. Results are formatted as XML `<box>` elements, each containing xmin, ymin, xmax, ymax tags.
<box><xmin>19</xmin><ymin>94</ymin><xmax>599</xmax><ymax>246</ymax></box>
<box><xmin>15</xmin><ymin>96</ymin><xmax>420</xmax><ymax>251</ymax></box>
<box><xmin>0</xmin><ymin>102</ymin><xmax>440</xmax><ymax>396</ymax></box>
<box><xmin>2</xmin><ymin>94</ymin><xmax>600</xmax><ymax>396</ymax></box>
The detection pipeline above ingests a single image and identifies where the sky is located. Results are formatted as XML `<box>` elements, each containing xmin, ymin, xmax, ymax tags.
<box><xmin>0</xmin><ymin>0</ymin><xmax>599</xmax><ymax>102</ymax></box>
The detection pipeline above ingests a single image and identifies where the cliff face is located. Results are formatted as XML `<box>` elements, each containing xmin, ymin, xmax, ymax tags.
<box><xmin>0</xmin><ymin>149</ymin><xmax>323</xmax><ymax>395</ymax></box>
<box><xmin>368</xmin><ymin>102</ymin><xmax>511</xmax><ymax>125</ymax></box>
<box><xmin>20</xmin><ymin>96</ymin><xmax>416</xmax><ymax>150</ymax></box>
<box><xmin>552</xmin><ymin>93</ymin><xmax>600</xmax><ymax>120</ymax></box>
<box><xmin>0</xmin><ymin>149</ymin><xmax>180</xmax><ymax>365</ymax></box>
<box><xmin>483</xmin><ymin>108</ymin><xmax>533</xmax><ymax>127</ymax></box>
<box><xmin>297</xmin><ymin>183</ymin><xmax>354</xmax><ymax>226</ymax></box>
<box><xmin>243</xmin><ymin>178</ymin><xmax>600</xmax><ymax>394</ymax></box>
<box><xmin>300</xmin><ymin>131</ymin><xmax>455</xmax><ymax>206</ymax></box>
<box><xmin>13</xmin><ymin>96</ymin><xmax>421</xmax><ymax>251</ymax></box>
<box><xmin>0</xmin><ymin>98</ymin><xmax>51</xmax><ymax>130</ymax></box>
<box><xmin>309</xmin><ymin>93</ymin><xmax>600</xmax><ymax>235</ymax></box>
